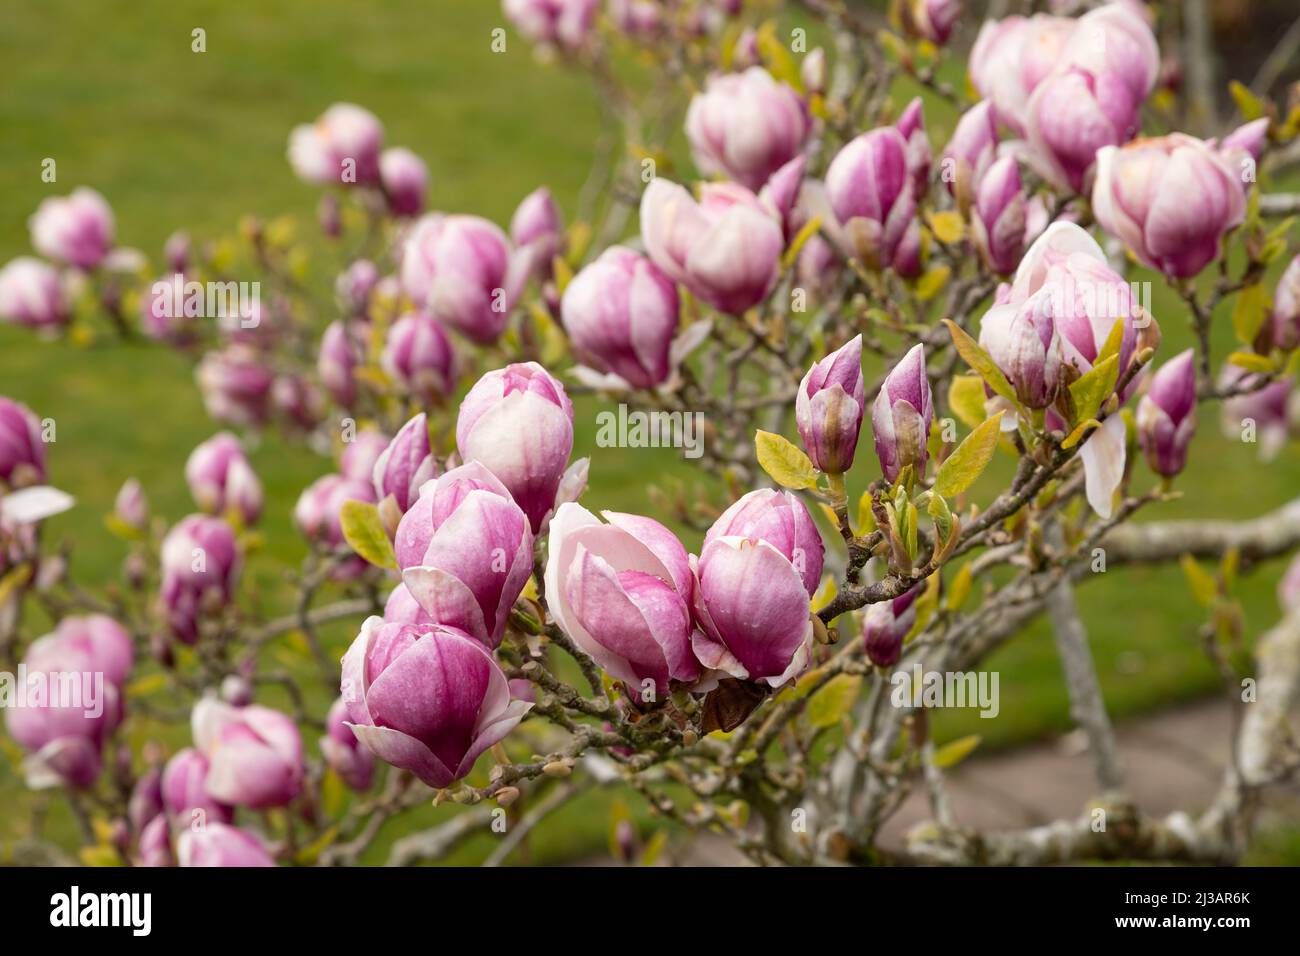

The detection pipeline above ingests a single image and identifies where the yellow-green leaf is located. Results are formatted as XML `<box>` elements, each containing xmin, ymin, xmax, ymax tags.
<box><xmin>1227</xmin><ymin>350</ymin><xmax>1276</xmax><ymax>374</ymax></box>
<box><xmin>946</xmin><ymin>562</ymin><xmax>973</xmax><ymax>611</ymax></box>
<box><xmin>1180</xmin><ymin>554</ymin><xmax>1218</xmax><ymax>607</ymax></box>
<box><xmin>942</xmin><ymin>320</ymin><xmax>1025</xmax><ymax>417</ymax></box>
<box><xmin>933</xmin><ymin>734</ymin><xmax>982</xmax><ymax>768</ymax></box>
<box><xmin>915</xmin><ymin>264</ymin><xmax>951</xmax><ymax>302</ymax></box>
<box><xmin>1231</xmin><ymin>284</ymin><xmax>1272</xmax><ymax>346</ymax></box>
<box><xmin>340</xmin><ymin>499</ymin><xmax>398</xmax><ymax>570</ymax></box>
<box><xmin>947</xmin><ymin>375</ymin><xmax>987</xmax><ymax>430</ymax></box>
<box><xmin>934</xmin><ymin>412</ymin><xmax>1004</xmax><ymax>497</ymax></box>
<box><xmin>929</xmin><ymin>211</ymin><xmax>966</xmax><ymax>244</ymax></box>
<box><xmin>855</xmin><ymin>491</ymin><xmax>877</xmax><ymax>536</ymax></box>
<box><xmin>1228</xmin><ymin>80</ymin><xmax>1266</xmax><ymax>121</ymax></box>
<box><xmin>1068</xmin><ymin>353</ymin><xmax>1119</xmax><ymax>426</ymax></box>
<box><xmin>755</xmin><ymin>430</ymin><xmax>819</xmax><ymax>490</ymax></box>
<box><xmin>807</xmin><ymin>673</ymin><xmax>863</xmax><ymax>728</ymax></box>
<box><xmin>782</xmin><ymin>216</ymin><xmax>822</xmax><ymax>270</ymax></box>
<box><xmin>126</xmin><ymin>673</ymin><xmax>169</xmax><ymax>699</ymax></box>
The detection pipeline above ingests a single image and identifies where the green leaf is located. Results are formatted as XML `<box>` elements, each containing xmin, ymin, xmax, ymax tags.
<box><xmin>294</xmin><ymin>825</ymin><xmax>340</xmax><ymax>866</ymax></box>
<box><xmin>1068</xmin><ymin>354</ymin><xmax>1119</xmax><ymax>426</ymax></box>
<box><xmin>934</xmin><ymin>412</ymin><xmax>1004</xmax><ymax>497</ymax></box>
<box><xmin>755</xmin><ymin>430</ymin><xmax>819</xmax><ymax>490</ymax></box>
<box><xmin>927</xmin><ymin>490</ymin><xmax>953</xmax><ymax>543</ymax></box>
<box><xmin>942</xmin><ymin>320</ymin><xmax>1025</xmax><ymax>418</ymax></box>
<box><xmin>340</xmin><ymin>499</ymin><xmax>398</xmax><ymax>570</ymax></box>
<box><xmin>933</xmin><ymin>734</ymin><xmax>982</xmax><ymax>769</ymax></box>
<box><xmin>807</xmin><ymin>673</ymin><xmax>863</xmax><ymax>728</ymax></box>
<box><xmin>1231</xmin><ymin>284</ymin><xmax>1272</xmax><ymax>346</ymax></box>
<box><xmin>1180</xmin><ymin>554</ymin><xmax>1218</xmax><ymax>607</ymax></box>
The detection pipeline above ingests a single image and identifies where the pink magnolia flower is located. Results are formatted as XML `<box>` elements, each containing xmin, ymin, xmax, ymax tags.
<box><xmin>0</xmin><ymin>257</ymin><xmax>70</xmax><ymax>329</ymax></box>
<box><xmin>693</xmin><ymin>490</ymin><xmax>825</xmax><ymax>687</ymax></box>
<box><xmin>825</xmin><ymin>127</ymin><xmax>921</xmax><ymax>276</ymax></box>
<box><xmin>318</xmin><ymin>321</ymin><xmax>360</xmax><ymax>408</ymax></box>
<box><xmin>382</xmin><ymin>311</ymin><xmax>459</xmax><ymax>404</ymax></box>
<box><xmin>159</xmin><ymin>515</ymin><xmax>241</xmax><ymax>644</ymax></box>
<box><xmin>320</xmin><ymin>698</ymin><xmax>375</xmax><ymax>791</ymax></box>
<box><xmin>28</xmin><ymin>187</ymin><xmax>115</xmax><ymax>269</ymax></box>
<box><xmin>395</xmin><ymin>461</ymin><xmax>534</xmax><ymax>648</ymax></box>
<box><xmin>503</xmin><ymin>0</ymin><xmax>599</xmax><ymax>50</ymax></box>
<box><xmin>456</xmin><ymin>362</ymin><xmax>575</xmax><ymax>532</ymax></box>
<box><xmin>545</xmin><ymin>503</ymin><xmax>702</xmax><ymax>696</ymax></box>
<box><xmin>379</xmin><ymin>147</ymin><xmax>429</xmax><ymax>217</ymax></box>
<box><xmin>192</xmin><ymin>698</ymin><xmax>304</xmax><ymax>809</ymax></box>
<box><xmin>1092</xmin><ymin>134</ymin><xmax>1247</xmax><ymax>278</ymax></box>
<box><xmin>560</xmin><ymin>246</ymin><xmax>680</xmax><ymax>389</ymax></box>
<box><xmin>863</xmin><ymin>587</ymin><xmax>920</xmax><ymax>667</ymax></box>
<box><xmin>685</xmin><ymin>66</ymin><xmax>812</xmax><ymax>191</ymax></box>
<box><xmin>0</xmin><ymin>397</ymin><xmax>47</xmax><ymax>488</ymax></box>
<box><xmin>161</xmin><ymin>747</ymin><xmax>233</xmax><ymax>827</ymax></box>
<box><xmin>4</xmin><ymin>616</ymin><xmax>132</xmax><ymax>789</ymax></box>
<box><xmin>288</xmin><ymin>103</ymin><xmax>384</xmax><ymax>187</ymax></box>
<box><xmin>340</xmin><ymin>616</ymin><xmax>532</xmax><ymax>788</ymax></box>
<box><xmin>294</xmin><ymin>473</ymin><xmax>377</xmax><ymax>549</ymax></box>
<box><xmin>795</xmin><ymin>335</ymin><xmax>866</xmax><ymax>473</ymax></box>
<box><xmin>898</xmin><ymin>0</ymin><xmax>962</xmax><ymax>46</ymax></box>
<box><xmin>942</xmin><ymin>100</ymin><xmax>1000</xmax><ymax>214</ymax></box>
<box><xmin>400</xmin><ymin>214</ymin><xmax>527</xmax><ymax>343</ymax></box>
<box><xmin>1025</xmin><ymin>66</ymin><xmax>1140</xmax><ymax>192</ymax></box>
<box><xmin>195</xmin><ymin>346</ymin><xmax>275</xmax><ymax>428</ymax></box>
<box><xmin>185</xmin><ymin>432</ymin><xmax>262</xmax><ymax>525</ymax></box>
<box><xmin>871</xmin><ymin>344</ymin><xmax>934</xmax><ymax>483</ymax></box>
<box><xmin>372</xmin><ymin>414</ymin><xmax>437</xmax><ymax>515</ymax></box>
<box><xmin>1137</xmin><ymin>349</ymin><xmax>1197</xmax><ymax>477</ymax></box>
<box><xmin>969</xmin><ymin>14</ymin><xmax>1075</xmax><ymax>135</ymax></box>
<box><xmin>176</xmin><ymin>822</ymin><xmax>276</xmax><ymax>867</ymax></box>
<box><xmin>640</xmin><ymin>178</ymin><xmax>785</xmax><ymax>315</ymax></box>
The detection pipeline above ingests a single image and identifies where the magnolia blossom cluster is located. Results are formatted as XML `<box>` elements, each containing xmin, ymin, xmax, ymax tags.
<box><xmin>0</xmin><ymin>187</ymin><xmax>116</xmax><ymax>331</ymax></box>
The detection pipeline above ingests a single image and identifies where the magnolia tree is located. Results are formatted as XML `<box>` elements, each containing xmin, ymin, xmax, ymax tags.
<box><xmin>3</xmin><ymin>0</ymin><xmax>1300</xmax><ymax>868</ymax></box>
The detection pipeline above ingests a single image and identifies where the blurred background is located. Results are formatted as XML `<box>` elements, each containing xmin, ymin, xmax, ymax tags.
<box><xmin>1</xmin><ymin>0</ymin><xmax>1298</xmax><ymax>864</ymax></box>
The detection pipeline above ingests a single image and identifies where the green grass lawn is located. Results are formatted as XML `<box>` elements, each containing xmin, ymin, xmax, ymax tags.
<box><xmin>2</xmin><ymin>0</ymin><xmax>1298</xmax><ymax>864</ymax></box>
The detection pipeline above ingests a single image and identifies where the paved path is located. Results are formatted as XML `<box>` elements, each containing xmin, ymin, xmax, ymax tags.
<box><xmin>658</xmin><ymin>696</ymin><xmax>1300</xmax><ymax>865</ymax></box>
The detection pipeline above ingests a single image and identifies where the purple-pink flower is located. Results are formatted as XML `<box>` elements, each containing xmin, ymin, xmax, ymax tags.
<box><xmin>28</xmin><ymin>187</ymin><xmax>115</xmax><ymax>269</ymax></box>
<box><xmin>456</xmin><ymin>362</ymin><xmax>575</xmax><ymax>532</ymax></box>
<box><xmin>0</xmin><ymin>257</ymin><xmax>70</xmax><ymax>329</ymax></box>
<box><xmin>561</xmin><ymin>246</ymin><xmax>680</xmax><ymax>389</ymax></box>
<box><xmin>871</xmin><ymin>344</ymin><xmax>934</xmax><ymax>484</ymax></box>
<box><xmin>1137</xmin><ymin>349</ymin><xmax>1197</xmax><ymax>477</ymax></box>
<box><xmin>545</xmin><ymin>503</ymin><xmax>702</xmax><ymax>696</ymax></box>
<box><xmin>395</xmin><ymin>461</ymin><xmax>534</xmax><ymax>648</ymax></box>
<box><xmin>685</xmin><ymin>66</ymin><xmax>812</xmax><ymax>191</ymax></box>
<box><xmin>825</xmin><ymin>127</ymin><xmax>921</xmax><ymax>277</ymax></box>
<box><xmin>340</xmin><ymin>616</ymin><xmax>532</xmax><ymax>788</ymax></box>
<box><xmin>795</xmin><ymin>335</ymin><xmax>866</xmax><ymax>473</ymax></box>
<box><xmin>640</xmin><ymin>178</ymin><xmax>784</xmax><ymax>315</ymax></box>
<box><xmin>1092</xmin><ymin>134</ymin><xmax>1247</xmax><ymax>278</ymax></box>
